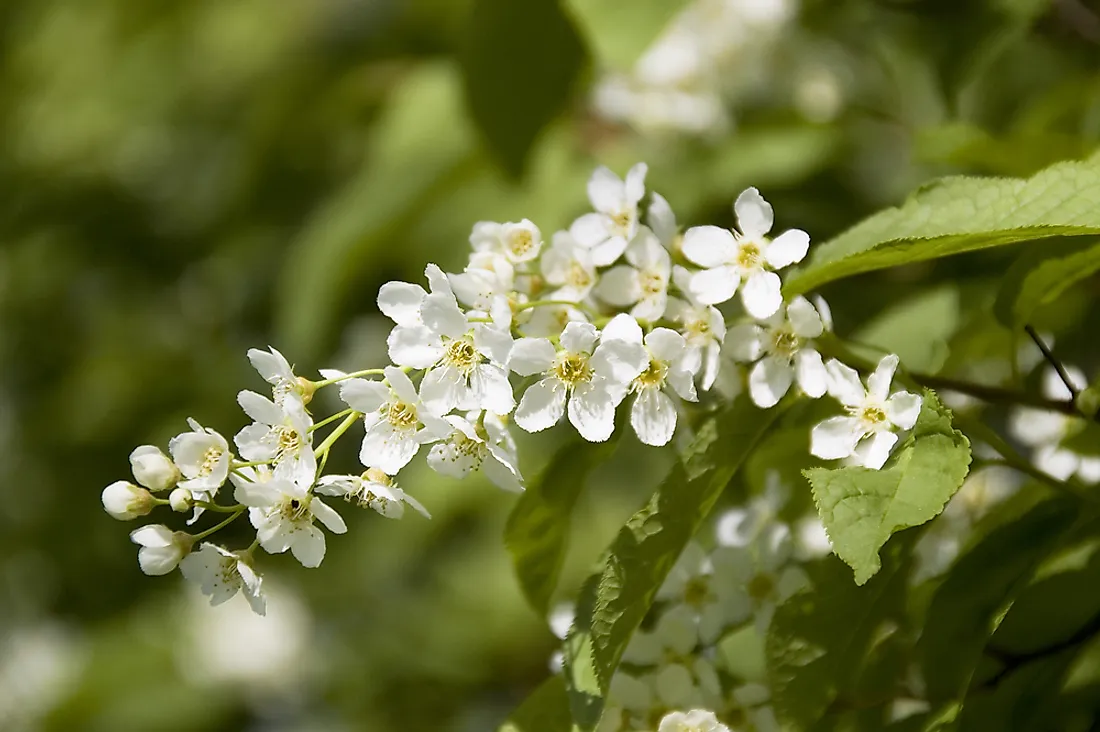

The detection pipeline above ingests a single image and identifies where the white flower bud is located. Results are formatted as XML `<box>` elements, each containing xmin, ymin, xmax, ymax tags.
<box><xmin>129</xmin><ymin>445</ymin><xmax>181</xmax><ymax>492</ymax></box>
<box><xmin>169</xmin><ymin>488</ymin><xmax>193</xmax><ymax>513</ymax></box>
<box><xmin>101</xmin><ymin>481</ymin><xmax>155</xmax><ymax>521</ymax></box>
<box><xmin>129</xmin><ymin>525</ymin><xmax>193</xmax><ymax>576</ymax></box>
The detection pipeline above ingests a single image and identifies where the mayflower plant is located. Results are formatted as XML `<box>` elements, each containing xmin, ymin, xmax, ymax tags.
<box><xmin>101</xmin><ymin>157</ymin><xmax>1100</xmax><ymax>732</ymax></box>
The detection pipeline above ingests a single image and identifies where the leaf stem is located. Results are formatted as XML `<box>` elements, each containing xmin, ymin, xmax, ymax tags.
<box><xmin>315</xmin><ymin>412</ymin><xmax>361</xmax><ymax>457</ymax></box>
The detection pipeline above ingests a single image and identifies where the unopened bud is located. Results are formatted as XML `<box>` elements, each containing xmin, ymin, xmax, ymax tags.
<box><xmin>130</xmin><ymin>445</ymin><xmax>180</xmax><ymax>492</ymax></box>
<box><xmin>169</xmin><ymin>487</ymin><xmax>193</xmax><ymax>513</ymax></box>
<box><xmin>101</xmin><ymin>481</ymin><xmax>155</xmax><ymax>521</ymax></box>
<box><xmin>1077</xmin><ymin>387</ymin><xmax>1100</xmax><ymax>420</ymax></box>
<box><xmin>129</xmin><ymin>525</ymin><xmax>194</xmax><ymax>576</ymax></box>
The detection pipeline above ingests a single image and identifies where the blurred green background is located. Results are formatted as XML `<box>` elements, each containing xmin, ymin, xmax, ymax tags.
<box><xmin>1</xmin><ymin>0</ymin><xmax>1098</xmax><ymax>730</ymax></box>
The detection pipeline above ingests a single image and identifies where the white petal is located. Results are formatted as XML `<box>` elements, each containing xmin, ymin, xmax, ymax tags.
<box><xmin>667</xmin><ymin>366</ymin><xmax>698</xmax><ymax>402</ymax></box>
<box><xmin>741</xmin><ymin>270</ymin><xmax>783</xmax><ymax>319</ymax></box>
<box><xmin>247</xmin><ymin>347</ymin><xmax>293</xmax><ymax>384</ymax></box>
<box><xmin>623</xmin><ymin>162</ymin><xmax>647</xmax><ymax>204</ymax></box>
<box><xmin>600</xmin><ymin>313</ymin><xmax>644</xmax><ymax>345</ymax></box>
<box><xmin>749</xmin><ymin>356</ymin><xmax>794</xmax><ymax>408</ymax></box>
<box><xmin>237</xmin><ymin>391</ymin><xmax>283</xmax><ymax>426</ymax></box>
<box><xmin>424</xmin><ymin>263</ymin><xmax>453</xmax><ymax>296</ymax></box>
<box><xmin>689</xmin><ymin>266</ymin><xmax>740</xmax><ymax>305</ymax></box>
<box><xmin>590</xmin><ymin>236</ymin><xmax>628</xmax><ymax>267</ymax></box>
<box><xmin>561</xmin><ymin>321</ymin><xmax>599</xmax><ymax>354</ymax></box>
<box><xmin>724</xmin><ymin>324</ymin><xmax>765</xmax><ymax>362</ymax></box>
<box><xmin>631</xmin><ymin>389</ymin><xmax>677</xmax><ymax>446</ymax></box>
<box><xmin>591</xmin><ymin>339</ymin><xmax>647</xmax><ymax>385</ymax></box>
<box><xmin>814</xmin><ymin>294</ymin><xmax>834</xmax><ymax>332</ymax></box>
<box><xmin>473</xmin><ymin>324</ymin><xmax>513</xmax><ymax>365</ymax></box>
<box><xmin>825</xmin><ymin>359</ymin><xmax>867</xmax><ymax>406</ymax></box>
<box><xmin>569</xmin><ymin>213</ymin><xmax>612</xmax><ymax>248</ymax></box>
<box><xmin>387</xmin><ymin>326</ymin><xmax>443</xmax><ymax>369</ymax></box>
<box><xmin>855</xmin><ymin>430</ymin><xmax>899</xmax><ymax>470</ymax></box>
<box><xmin>868</xmin><ymin>354</ymin><xmax>900</xmax><ymax>402</ymax></box>
<box><xmin>427</xmin><ymin>439</ymin><xmax>480</xmax><ymax>478</ymax></box>
<box><xmin>384</xmin><ymin>365</ymin><xmax>419</xmax><ymax>404</ymax></box>
<box><xmin>587</xmin><ymin>166</ymin><xmax>625</xmax><ymax>214</ymax></box>
<box><xmin>377</xmin><ymin>281</ymin><xmax>426</xmax><ymax>326</ymax></box>
<box><xmin>482</xmin><ymin>449</ymin><xmax>524</xmax><ymax>493</ymax></box>
<box><xmin>130</xmin><ymin>524</ymin><xmax>174</xmax><ymax>548</ymax></box>
<box><xmin>471</xmin><ymin>364</ymin><xmax>515</xmax><ymax>415</ymax></box>
<box><xmin>569</xmin><ymin>383</ymin><xmax>617</xmax><ymax>442</ymax></box>
<box><xmin>734</xmin><ymin>187</ymin><xmax>774</xmax><ymax>238</ymax></box>
<box><xmin>515</xmin><ymin>379</ymin><xmax>567</xmax><ymax>433</ymax></box>
<box><xmin>419</xmin><ymin>366</ymin><xmax>465</xmax><ymax>415</ymax></box>
<box><xmin>234</xmin><ymin>423</ymin><xmax>276</xmax><ymax>462</ymax></box>
<box><xmin>312</xmin><ymin>498</ymin><xmax>347</xmax><ymax>534</ymax></box>
<box><xmin>595</xmin><ymin>266</ymin><xmax>642</xmax><ymax>306</ymax></box>
<box><xmin>681</xmin><ymin>225</ymin><xmax>736</xmax><ymax>267</ymax></box>
<box><xmin>361</xmin><ymin>423</ymin><xmax>419</xmax><ymax>475</ymax></box>
<box><xmin>765</xmin><ymin>229</ymin><xmax>810</xmax><ymax>269</ymax></box>
<box><xmin>886</xmin><ymin>391</ymin><xmax>922</xmax><ymax>430</ymax></box>
<box><xmin>290</xmin><ymin>526</ymin><xmax>326</xmax><ymax>568</ymax></box>
<box><xmin>644</xmin><ymin>328</ymin><xmax>686</xmax><ymax>362</ymax></box>
<box><xmin>654</xmin><ymin>664</ymin><xmax>696</xmax><ymax>709</ymax></box>
<box><xmin>421</xmin><ymin>293</ymin><xmax>468</xmax><ymax>339</ymax></box>
<box><xmin>339</xmin><ymin>379</ymin><xmax>389</xmax><ymax>413</ymax></box>
<box><xmin>787</xmin><ymin>296</ymin><xmax>823</xmax><ymax>338</ymax></box>
<box><xmin>795</xmin><ymin>349</ymin><xmax>828</xmax><ymax>398</ymax></box>
<box><xmin>648</xmin><ymin>192</ymin><xmax>678</xmax><ymax>245</ymax></box>
<box><xmin>509</xmin><ymin>338</ymin><xmax>557</xmax><ymax>376</ymax></box>
<box><xmin>811</xmin><ymin>416</ymin><xmax>865</xmax><ymax>460</ymax></box>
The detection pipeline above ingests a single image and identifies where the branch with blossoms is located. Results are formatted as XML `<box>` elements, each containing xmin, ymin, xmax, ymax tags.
<box><xmin>100</xmin><ymin>161</ymin><xmax>1093</xmax><ymax>630</ymax></box>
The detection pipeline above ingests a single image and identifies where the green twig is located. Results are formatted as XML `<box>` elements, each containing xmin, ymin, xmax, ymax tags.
<box><xmin>192</xmin><ymin>509</ymin><xmax>246</xmax><ymax>542</ymax></box>
<box><xmin>1025</xmin><ymin>325</ymin><xmax>1079</xmax><ymax>400</ymax></box>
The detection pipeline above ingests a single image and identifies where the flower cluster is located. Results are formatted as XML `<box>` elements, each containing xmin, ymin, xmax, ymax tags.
<box><xmin>100</xmin><ymin>163</ymin><xmax>918</xmax><ymax>616</ymax></box>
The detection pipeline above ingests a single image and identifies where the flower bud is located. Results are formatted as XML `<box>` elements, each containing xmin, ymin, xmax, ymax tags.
<box><xmin>1077</xmin><ymin>386</ymin><xmax>1100</xmax><ymax>420</ymax></box>
<box><xmin>101</xmin><ymin>481</ymin><xmax>155</xmax><ymax>521</ymax></box>
<box><xmin>169</xmin><ymin>487</ymin><xmax>193</xmax><ymax>513</ymax></box>
<box><xmin>129</xmin><ymin>445</ymin><xmax>180</xmax><ymax>492</ymax></box>
<box><xmin>129</xmin><ymin>525</ymin><xmax>194</xmax><ymax>576</ymax></box>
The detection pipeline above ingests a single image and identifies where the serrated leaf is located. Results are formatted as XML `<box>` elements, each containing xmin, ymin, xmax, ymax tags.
<box><xmin>505</xmin><ymin>438</ymin><xmax>618</xmax><ymax>615</ymax></box>
<box><xmin>461</xmin><ymin>0</ymin><xmax>587</xmax><ymax>177</ymax></box>
<box><xmin>766</xmin><ymin>540</ymin><xmax>913</xmax><ymax>727</ymax></box>
<box><xmin>562</xmin><ymin>397</ymin><xmax>781</xmax><ymax>730</ymax></box>
<box><xmin>806</xmin><ymin>391</ymin><xmax>972</xmax><ymax>585</ymax></box>
<box><xmin>783</xmin><ymin>157</ymin><xmax>1100</xmax><ymax>297</ymax></box>
<box><xmin>499</xmin><ymin>676</ymin><xmax>575</xmax><ymax>732</ymax></box>
<box><xmin>562</xmin><ymin>0</ymin><xmax>691</xmax><ymax>69</ymax></box>
<box><xmin>919</xmin><ymin>498</ymin><xmax>1079</xmax><ymax>703</ymax></box>
<box><xmin>993</xmin><ymin>237</ymin><xmax>1100</xmax><ymax>328</ymax></box>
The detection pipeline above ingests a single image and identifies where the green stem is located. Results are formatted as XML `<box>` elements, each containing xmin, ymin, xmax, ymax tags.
<box><xmin>315</xmin><ymin>412</ymin><xmax>361</xmax><ymax>457</ymax></box>
<box><xmin>231</xmin><ymin>459</ymin><xmax>271</xmax><ymax>470</ymax></box>
<box><xmin>192</xmin><ymin>509</ymin><xmax>246</xmax><ymax>542</ymax></box>
<box><xmin>193</xmin><ymin>500</ymin><xmax>245</xmax><ymax>514</ymax></box>
<box><xmin>311</xmin><ymin>369</ymin><xmax>387</xmax><ymax>390</ymax></box>
<box><xmin>310</xmin><ymin>408</ymin><xmax>354</xmax><ymax>432</ymax></box>
<box><xmin>1025</xmin><ymin>324</ymin><xmax>1079</xmax><ymax>399</ymax></box>
<box><xmin>515</xmin><ymin>299</ymin><xmax>601</xmax><ymax>318</ymax></box>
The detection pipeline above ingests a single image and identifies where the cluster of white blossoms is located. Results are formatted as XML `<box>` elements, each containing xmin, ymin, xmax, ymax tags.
<box><xmin>100</xmin><ymin>163</ymin><xmax>919</xmax><ymax>615</ymax></box>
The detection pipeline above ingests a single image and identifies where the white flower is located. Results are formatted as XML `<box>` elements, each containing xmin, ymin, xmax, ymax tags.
<box><xmin>234</xmin><ymin>392</ymin><xmax>316</xmax><ymax>488</ymax></box>
<box><xmin>180</xmin><ymin>543</ymin><xmax>266</xmax><ymax>616</ymax></box>
<box><xmin>232</xmin><ymin>471</ymin><xmax>347</xmax><ymax>568</ymax></box>
<box><xmin>1008</xmin><ymin>367</ymin><xmax>1100</xmax><ymax>482</ymax></box>
<box><xmin>725</xmin><ymin>295</ymin><xmax>829</xmax><ymax>408</ymax></box>
<box><xmin>469</xmin><ymin>219</ymin><xmax>543</xmax><ymax>263</ymax></box>
<box><xmin>316</xmin><ymin>468</ymin><xmax>431</xmax><ymax>520</ymax></box>
<box><xmin>658</xmin><ymin>709</ymin><xmax>730</xmax><ymax>732</ymax></box>
<box><xmin>101</xmin><ymin>481</ymin><xmax>155</xmax><ymax>521</ymax></box>
<box><xmin>448</xmin><ymin>252</ymin><xmax>517</xmax><ymax>315</ymax></box>
<box><xmin>622</xmin><ymin>604</ymin><xmax>723</xmax><ymax>711</ymax></box>
<box><xmin>648</xmin><ymin>192</ymin><xmax>680</xmax><ymax>253</ymax></box>
<box><xmin>384</xmin><ymin>265</ymin><xmax>515</xmax><ymax>415</ymax></box>
<box><xmin>596</xmin><ymin>226</ymin><xmax>672</xmax><ymax>322</ymax></box>
<box><xmin>714</xmin><ymin>523</ymin><xmax>808</xmax><ymax>633</ymax></box>
<box><xmin>129</xmin><ymin>524</ymin><xmax>193</xmax><ymax>576</ymax></box>
<box><xmin>666</xmin><ymin>267</ymin><xmax>726</xmax><ymax>392</ymax></box>
<box><xmin>509</xmin><ymin>318</ymin><xmax>647</xmax><ymax>442</ymax></box>
<box><xmin>601</xmin><ymin>315</ymin><xmax>697</xmax><ymax>447</ymax></box>
<box><xmin>658</xmin><ymin>542</ymin><xmax>751</xmax><ymax>644</ymax></box>
<box><xmin>541</xmin><ymin>230</ymin><xmax>599</xmax><ymax>303</ymax></box>
<box><xmin>129</xmin><ymin>445</ymin><xmax>180</xmax><ymax>492</ymax></box>
<box><xmin>427</xmin><ymin>412</ymin><xmax>524</xmax><ymax>492</ymax></box>
<box><xmin>810</xmin><ymin>355</ymin><xmax>922</xmax><ymax>470</ymax></box>
<box><xmin>570</xmin><ymin>163</ymin><xmax>648</xmax><ymax>266</ymax></box>
<box><xmin>597</xmin><ymin>672</ymin><xmax>655</xmax><ymax>732</ymax></box>
<box><xmin>339</xmin><ymin>366</ymin><xmax>451</xmax><ymax>475</ymax></box>
<box><xmin>169</xmin><ymin>419</ymin><xmax>231</xmax><ymax>497</ymax></box>
<box><xmin>681</xmin><ymin>187</ymin><xmax>810</xmax><ymax>318</ymax></box>
<box><xmin>520</xmin><ymin>302</ymin><xmax>589</xmax><ymax>338</ymax></box>
<box><xmin>247</xmin><ymin>346</ymin><xmax>311</xmax><ymax>406</ymax></box>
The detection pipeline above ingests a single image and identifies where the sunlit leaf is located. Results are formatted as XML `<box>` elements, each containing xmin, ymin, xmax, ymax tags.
<box><xmin>563</xmin><ymin>0</ymin><xmax>691</xmax><ymax>69</ymax></box>
<box><xmin>805</xmin><ymin>391</ymin><xmax>971</xmax><ymax>585</ymax></box>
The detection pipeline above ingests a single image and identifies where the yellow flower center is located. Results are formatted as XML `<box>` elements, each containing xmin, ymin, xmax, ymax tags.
<box><xmin>553</xmin><ymin>352</ymin><xmax>593</xmax><ymax>388</ymax></box>
<box><xmin>736</xmin><ymin>240</ymin><xmax>764</xmax><ymax>270</ymax></box>
<box><xmin>274</xmin><ymin>424</ymin><xmax>301</xmax><ymax>460</ymax></box>
<box><xmin>771</xmin><ymin>328</ymin><xmax>800</xmax><ymax>357</ymax></box>
<box><xmin>506</xmin><ymin>229</ymin><xmax>534</xmax><ymax>257</ymax></box>
<box><xmin>860</xmin><ymin>405</ymin><xmax>887</xmax><ymax>425</ymax></box>
<box><xmin>640</xmin><ymin>269</ymin><xmax>665</xmax><ymax>297</ymax></box>
<box><xmin>386</xmin><ymin>401</ymin><xmax>419</xmax><ymax>430</ymax></box>
<box><xmin>566</xmin><ymin>261</ymin><xmax>592</xmax><ymax>290</ymax></box>
<box><xmin>199</xmin><ymin>446</ymin><xmax>223</xmax><ymax>477</ymax></box>
<box><xmin>443</xmin><ymin>336</ymin><xmax>479</xmax><ymax>374</ymax></box>
<box><xmin>279</xmin><ymin>495</ymin><xmax>311</xmax><ymax>522</ymax></box>
<box><xmin>610</xmin><ymin>210</ymin><xmax>632</xmax><ymax>233</ymax></box>
<box><xmin>634</xmin><ymin>359</ymin><xmax>668</xmax><ymax>390</ymax></box>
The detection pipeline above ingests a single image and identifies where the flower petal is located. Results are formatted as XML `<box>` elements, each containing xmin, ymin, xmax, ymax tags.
<box><xmin>509</xmin><ymin>338</ymin><xmax>557</xmax><ymax>376</ymax></box>
<box><xmin>886</xmin><ymin>391</ymin><xmax>922</xmax><ymax>430</ymax></box>
<box><xmin>724</xmin><ymin>324</ymin><xmax>765</xmax><ymax>362</ymax></box>
<box><xmin>387</xmin><ymin>325</ymin><xmax>443</xmax><ymax>369</ymax></box>
<box><xmin>561</xmin><ymin>321</ymin><xmax>599</xmax><ymax>354</ymax></box>
<box><xmin>471</xmin><ymin>364</ymin><xmax>515</xmax><ymax>415</ymax></box>
<box><xmin>587</xmin><ymin>166</ymin><xmax>625</xmax><ymax>214</ymax></box>
<box><xmin>377</xmin><ymin>281</ymin><xmax>425</xmax><ymax>326</ymax></box>
<box><xmin>569</xmin><ymin>213</ymin><xmax>611</xmax><ymax>248</ymax></box>
<box><xmin>681</xmin><ymin>225</ymin><xmax>736</xmax><ymax>268</ymax></box>
<box><xmin>568</xmin><ymin>383</ymin><xmax>617</xmax><ymax>442</ymax></box>
<box><xmin>595</xmin><ymin>265</ymin><xmax>642</xmax><ymax>306</ymax></box>
<box><xmin>644</xmin><ymin>328</ymin><xmax>686</xmax><ymax>362</ymax></box>
<box><xmin>473</xmin><ymin>324</ymin><xmax>513</xmax><ymax>365</ymax></box>
<box><xmin>825</xmin><ymin>359</ymin><xmax>866</xmax><ymax>406</ymax></box>
<box><xmin>688</xmin><ymin>266</ymin><xmax>740</xmax><ymax>305</ymax></box>
<box><xmin>868</xmin><ymin>354</ymin><xmax>900</xmax><ymax>402</ymax></box>
<box><xmin>631</xmin><ymin>389</ymin><xmax>677</xmax><ymax>446</ymax></box>
<box><xmin>421</xmin><ymin>293</ymin><xmax>468</xmax><ymax>339</ymax></box>
<box><xmin>290</xmin><ymin>527</ymin><xmax>326</xmax><ymax>568</ymax></box>
<box><xmin>648</xmin><ymin>193</ymin><xmax>678</xmax><ymax>245</ymax></box>
<box><xmin>623</xmin><ymin>162</ymin><xmax>647</xmax><ymax>204</ymax></box>
<box><xmin>247</xmin><ymin>347</ymin><xmax>293</xmax><ymax>384</ymax></box>
<box><xmin>749</xmin><ymin>356</ymin><xmax>794</xmax><ymax>408</ymax></box>
<box><xmin>765</xmin><ymin>228</ymin><xmax>810</xmax><ymax>269</ymax></box>
<box><xmin>787</xmin><ymin>295</ymin><xmax>823</xmax><ymax>338</ymax></box>
<box><xmin>740</xmin><ymin>270</ymin><xmax>783</xmax><ymax>319</ymax></box>
<box><xmin>419</xmin><ymin>366</ymin><xmax>465</xmax><ymax>415</ymax></box>
<box><xmin>854</xmin><ymin>430</ymin><xmax>899</xmax><ymax>470</ymax></box>
<box><xmin>339</xmin><ymin>379</ymin><xmax>389</xmax><ymax>413</ymax></box>
<box><xmin>810</xmin><ymin>416</ymin><xmax>864</xmax><ymax>460</ymax></box>
<box><xmin>237</xmin><ymin>390</ymin><xmax>283</xmax><ymax>426</ymax></box>
<box><xmin>734</xmin><ymin>187</ymin><xmax>774</xmax><ymax>238</ymax></box>
<box><xmin>312</xmin><ymin>498</ymin><xmax>347</xmax><ymax>534</ymax></box>
<box><xmin>591</xmin><ymin>338</ymin><xmax>647</xmax><ymax>385</ymax></box>
<box><xmin>361</xmin><ymin>423</ymin><xmax>419</xmax><ymax>475</ymax></box>
<box><xmin>515</xmin><ymin>378</ymin><xmax>567</xmax><ymax>433</ymax></box>
<box><xmin>795</xmin><ymin>348</ymin><xmax>828</xmax><ymax>398</ymax></box>
<box><xmin>601</xmin><ymin>313</ymin><xmax>645</xmax><ymax>344</ymax></box>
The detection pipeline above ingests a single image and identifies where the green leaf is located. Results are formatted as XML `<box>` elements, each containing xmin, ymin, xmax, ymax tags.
<box><xmin>505</xmin><ymin>438</ymin><xmax>619</xmax><ymax>616</ymax></box>
<box><xmin>919</xmin><ymin>498</ymin><xmax>1079</xmax><ymax>703</ymax></box>
<box><xmin>562</xmin><ymin>0</ymin><xmax>691</xmax><ymax>69</ymax></box>
<box><xmin>1062</xmin><ymin>421</ymin><xmax>1100</xmax><ymax>457</ymax></box>
<box><xmin>806</xmin><ymin>391</ymin><xmax>972</xmax><ymax>585</ymax></box>
<box><xmin>993</xmin><ymin>237</ymin><xmax>1100</xmax><ymax>328</ymax></box>
<box><xmin>853</xmin><ymin>287</ymin><xmax>961</xmax><ymax>373</ymax></box>
<box><xmin>499</xmin><ymin>676</ymin><xmax>575</xmax><ymax>732</ymax></box>
<box><xmin>461</xmin><ymin>0</ymin><xmax>587</xmax><ymax>177</ymax></box>
<box><xmin>766</xmin><ymin>540</ymin><xmax>914</xmax><ymax>727</ymax></box>
<box><xmin>562</xmin><ymin>397</ymin><xmax>781</xmax><ymax>730</ymax></box>
<box><xmin>783</xmin><ymin>157</ymin><xmax>1100</xmax><ymax>297</ymax></box>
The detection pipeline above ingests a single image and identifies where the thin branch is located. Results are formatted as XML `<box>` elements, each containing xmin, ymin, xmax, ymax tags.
<box><xmin>1025</xmin><ymin>325</ymin><xmax>1080</xmax><ymax>400</ymax></box>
